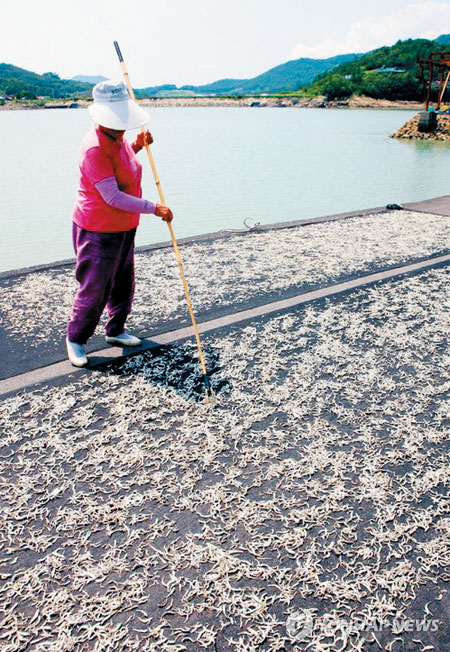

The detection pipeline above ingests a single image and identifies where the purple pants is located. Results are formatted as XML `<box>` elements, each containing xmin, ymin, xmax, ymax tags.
<box><xmin>67</xmin><ymin>223</ymin><xmax>136</xmax><ymax>344</ymax></box>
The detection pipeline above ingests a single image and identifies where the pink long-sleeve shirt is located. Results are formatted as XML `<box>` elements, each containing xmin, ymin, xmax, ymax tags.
<box><xmin>72</xmin><ymin>126</ymin><xmax>156</xmax><ymax>232</ymax></box>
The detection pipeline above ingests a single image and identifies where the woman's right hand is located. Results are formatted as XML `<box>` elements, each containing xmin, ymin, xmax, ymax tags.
<box><xmin>155</xmin><ymin>204</ymin><xmax>173</xmax><ymax>222</ymax></box>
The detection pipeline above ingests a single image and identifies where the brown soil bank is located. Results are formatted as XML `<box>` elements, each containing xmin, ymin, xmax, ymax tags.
<box><xmin>391</xmin><ymin>113</ymin><xmax>450</xmax><ymax>141</ymax></box>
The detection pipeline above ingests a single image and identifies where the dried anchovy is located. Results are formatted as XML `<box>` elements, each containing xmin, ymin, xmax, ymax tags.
<box><xmin>0</xmin><ymin>209</ymin><xmax>448</xmax><ymax>347</ymax></box>
<box><xmin>0</xmin><ymin>264</ymin><xmax>448</xmax><ymax>650</ymax></box>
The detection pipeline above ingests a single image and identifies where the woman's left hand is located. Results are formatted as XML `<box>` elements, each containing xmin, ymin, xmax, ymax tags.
<box><xmin>133</xmin><ymin>130</ymin><xmax>153</xmax><ymax>153</ymax></box>
<box><xmin>155</xmin><ymin>204</ymin><xmax>173</xmax><ymax>222</ymax></box>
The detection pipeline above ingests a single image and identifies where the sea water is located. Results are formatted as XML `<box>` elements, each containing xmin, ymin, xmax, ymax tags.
<box><xmin>0</xmin><ymin>106</ymin><xmax>448</xmax><ymax>273</ymax></box>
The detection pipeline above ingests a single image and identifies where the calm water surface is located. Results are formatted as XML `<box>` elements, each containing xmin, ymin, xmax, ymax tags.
<box><xmin>0</xmin><ymin>107</ymin><xmax>448</xmax><ymax>273</ymax></box>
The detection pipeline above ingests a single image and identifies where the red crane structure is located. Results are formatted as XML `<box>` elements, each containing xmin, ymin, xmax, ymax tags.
<box><xmin>417</xmin><ymin>51</ymin><xmax>450</xmax><ymax>111</ymax></box>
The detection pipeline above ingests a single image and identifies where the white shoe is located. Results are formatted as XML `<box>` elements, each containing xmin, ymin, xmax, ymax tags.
<box><xmin>105</xmin><ymin>332</ymin><xmax>142</xmax><ymax>347</ymax></box>
<box><xmin>66</xmin><ymin>338</ymin><xmax>88</xmax><ymax>367</ymax></box>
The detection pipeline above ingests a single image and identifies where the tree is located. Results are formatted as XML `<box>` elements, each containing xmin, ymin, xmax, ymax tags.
<box><xmin>361</xmin><ymin>71</ymin><xmax>421</xmax><ymax>100</ymax></box>
<box><xmin>323</xmin><ymin>75</ymin><xmax>354</xmax><ymax>100</ymax></box>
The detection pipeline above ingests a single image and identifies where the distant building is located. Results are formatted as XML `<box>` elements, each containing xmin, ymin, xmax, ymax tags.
<box><xmin>376</xmin><ymin>66</ymin><xmax>406</xmax><ymax>74</ymax></box>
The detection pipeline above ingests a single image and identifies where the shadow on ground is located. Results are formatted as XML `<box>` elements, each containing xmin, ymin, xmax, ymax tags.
<box><xmin>93</xmin><ymin>341</ymin><xmax>232</xmax><ymax>402</ymax></box>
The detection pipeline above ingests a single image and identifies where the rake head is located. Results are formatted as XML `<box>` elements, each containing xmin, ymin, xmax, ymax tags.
<box><xmin>203</xmin><ymin>374</ymin><xmax>217</xmax><ymax>404</ymax></box>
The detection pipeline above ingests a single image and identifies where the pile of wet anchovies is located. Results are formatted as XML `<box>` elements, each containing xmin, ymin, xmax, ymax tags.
<box><xmin>0</xmin><ymin>265</ymin><xmax>448</xmax><ymax>651</ymax></box>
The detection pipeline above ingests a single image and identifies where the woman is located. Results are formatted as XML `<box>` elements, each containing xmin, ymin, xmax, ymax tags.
<box><xmin>66</xmin><ymin>80</ymin><xmax>173</xmax><ymax>367</ymax></box>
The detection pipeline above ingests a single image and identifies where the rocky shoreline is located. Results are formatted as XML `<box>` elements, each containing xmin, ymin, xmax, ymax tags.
<box><xmin>0</xmin><ymin>95</ymin><xmax>423</xmax><ymax>111</ymax></box>
<box><xmin>391</xmin><ymin>112</ymin><xmax>450</xmax><ymax>141</ymax></box>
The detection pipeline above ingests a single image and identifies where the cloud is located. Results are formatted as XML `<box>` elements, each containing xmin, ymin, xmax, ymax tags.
<box><xmin>290</xmin><ymin>2</ymin><xmax>450</xmax><ymax>59</ymax></box>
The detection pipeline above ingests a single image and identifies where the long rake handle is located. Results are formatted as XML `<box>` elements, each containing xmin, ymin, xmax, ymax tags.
<box><xmin>439</xmin><ymin>70</ymin><xmax>450</xmax><ymax>106</ymax></box>
<box><xmin>113</xmin><ymin>41</ymin><xmax>208</xmax><ymax>380</ymax></box>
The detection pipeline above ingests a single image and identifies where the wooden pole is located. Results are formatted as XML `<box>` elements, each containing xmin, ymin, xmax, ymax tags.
<box><xmin>113</xmin><ymin>41</ymin><xmax>214</xmax><ymax>400</ymax></box>
<box><xmin>438</xmin><ymin>70</ymin><xmax>450</xmax><ymax>107</ymax></box>
<box><xmin>418</xmin><ymin>61</ymin><xmax>426</xmax><ymax>101</ymax></box>
<box><xmin>425</xmin><ymin>61</ymin><xmax>433</xmax><ymax>112</ymax></box>
<box><xmin>437</xmin><ymin>68</ymin><xmax>444</xmax><ymax>110</ymax></box>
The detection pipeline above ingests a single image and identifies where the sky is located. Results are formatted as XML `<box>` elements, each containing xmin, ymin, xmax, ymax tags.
<box><xmin>2</xmin><ymin>0</ymin><xmax>449</xmax><ymax>87</ymax></box>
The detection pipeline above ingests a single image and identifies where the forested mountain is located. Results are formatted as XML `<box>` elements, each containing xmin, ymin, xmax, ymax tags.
<box><xmin>140</xmin><ymin>54</ymin><xmax>361</xmax><ymax>96</ymax></box>
<box><xmin>0</xmin><ymin>64</ymin><xmax>92</xmax><ymax>99</ymax></box>
<box><xmin>303</xmin><ymin>37</ymin><xmax>450</xmax><ymax>100</ymax></box>
<box><xmin>0</xmin><ymin>54</ymin><xmax>361</xmax><ymax>99</ymax></box>
<box><xmin>1</xmin><ymin>35</ymin><xmax>449</xmax><ymax>100</ymax></box>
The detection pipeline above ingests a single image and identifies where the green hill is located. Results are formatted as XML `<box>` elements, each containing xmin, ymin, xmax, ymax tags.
<box><xmin>139</xmin><ymin>54</ymin><xmax>361</xmax><ymax>96</ymax></box>
<box><xmin>0</xmin><ymin>64</ymin><xmax>92</xmax><ymax>99</ymax></box>
<box><xmin>303</xmin><ymin>37</ymin><xmax>450</xmax><ymax>101</ymax></box>
<box><xmin>1</xmin><ymin>54</ymin><xmax>362</xmax><ymax>101</ymax></box>
<box><xmin>2</xmin><ymin>35</ymin><xmax>449</xmax><ymax>101</ymax></box>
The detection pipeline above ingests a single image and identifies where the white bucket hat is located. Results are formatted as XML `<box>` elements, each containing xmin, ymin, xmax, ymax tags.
<box><xmin>88</xmin><ymin>80</ymin><xmax>149</xmax><ymax>130</ymax></box>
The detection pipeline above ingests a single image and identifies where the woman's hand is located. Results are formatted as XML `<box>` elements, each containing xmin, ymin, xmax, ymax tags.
<box><xmin>132</xmin><ymin>130</ymin><xmax>153</xmax><ymax>153</ymax></box>
<box><xmin>155</xmin><ymin>204</ymin><xmax>173</xmax><ymax>222</ymax></box>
